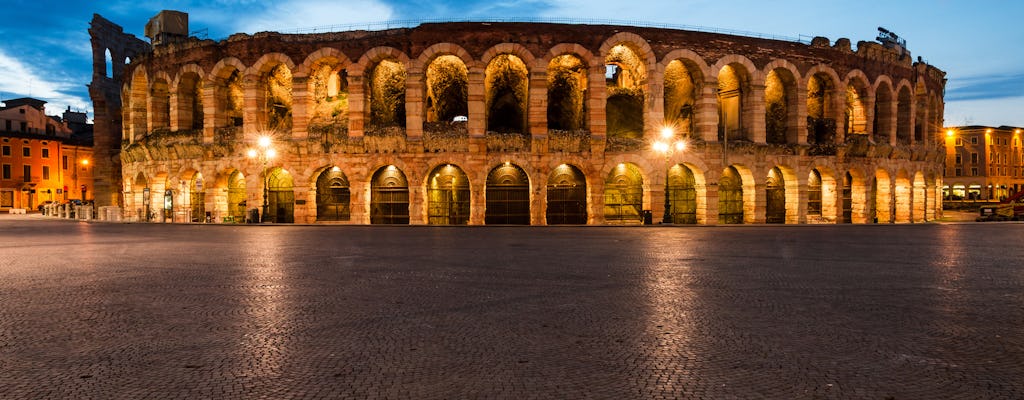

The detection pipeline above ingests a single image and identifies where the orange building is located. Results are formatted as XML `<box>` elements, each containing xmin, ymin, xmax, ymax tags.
<box><xmin>0</xmin><ymin>98</ymin><xmax>93</xmax><ymax>211</ymax></box>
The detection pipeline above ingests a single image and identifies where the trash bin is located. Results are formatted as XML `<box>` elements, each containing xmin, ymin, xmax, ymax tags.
<box><xmin>248</xmin><ymin>208</ymin><xmax>260</xmax><ymax>223</ymax></box>
<box><xmin>643</xmin><ymin>210</ymin><xmax>653</xmax><ymax>225</ymax></box>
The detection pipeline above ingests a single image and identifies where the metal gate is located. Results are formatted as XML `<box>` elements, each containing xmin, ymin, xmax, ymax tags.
<box><xmin>227</xmin><ymin>170</ymin><xmax>246</xmax><ymax>222</ymax></box>
<box><xmin>807</xmin><ymin>170</ymin><xmax>822</xmax><ymax>217</ymax></box>
<box><xmin>718</xmin><ymin>166</ymin><xmax>743</xmax><ymax>224</ymax></box>
<box><xmin>841</xmin><ymin>172</ymin><xmax>852</xmax><ymax>223</ymax></box>
<box><xmin>190</xmin><ymin>174</ymin><xmax>205</xmax><ymax>222</ymax></box>
<box><xmin>486</xmin><ymin>164</ymin><xmax>530</xmax><ymax>225</ymax></box>
<box><xmin>765</xmin><ymin>167</ymin><xmax>785</xmax><ymax>224</ymax></box>
<box><xmin>667</xmin><ymin>164</ymin><xmax>697</xmax><ymax>224</ymax></box>
<box><xmin>428</xmin><ymin>165</ymin><xmax>470</xmax><ymax>225</ymax></box>
<box><xmin>371</xmin><ymin>166</ymin><xmax>409</xmax><ymax>224</ymax></box>
<box><xmin>316</xmin><ymin>168</ymin><xmax>351</xmax><ymax>221</ymax></box>
<box><xmin>604</xmin><ymin>163</ymin><xmax>643</xmax><ymax>224</ymax></box>
<box><xmin>546</xmin><ymin>164</ymin><xmax>587</xmax><ymax>225</ymax></box>
<box><xmin>267</xmin><ymin>168</ymin><xmax>294</xmax><ymax>224</ymax></box>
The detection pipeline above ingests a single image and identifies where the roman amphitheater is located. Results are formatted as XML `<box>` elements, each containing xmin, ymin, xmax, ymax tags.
<box><xmin>88</xmin><ymin>13</ymin><xmax>946</xmax><ymax>225</ymax></box>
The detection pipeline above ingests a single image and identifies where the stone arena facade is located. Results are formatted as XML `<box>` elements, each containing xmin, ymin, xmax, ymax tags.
<box><xmin>91</xmin><ymin>16</ymin><xmax>946</xmax><ymax>224</ymax></box>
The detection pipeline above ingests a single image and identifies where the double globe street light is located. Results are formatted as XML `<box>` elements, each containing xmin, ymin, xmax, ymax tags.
<box><xmin>247</xmin><ymin>136</ymin><xmax>276</xmax><ymax>223</ymax></box>
<box><xmin>653</xmin><ymin>127</ymin><xmax>686</xmax><ymax>224</ymax></box>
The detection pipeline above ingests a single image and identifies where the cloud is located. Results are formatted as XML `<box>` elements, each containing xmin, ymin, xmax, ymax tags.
<box><xmin>0</xmin><ymin>48</ymin><xmax>92</xmax><ymax>115</ymax></box>
<box><xmin>227</xmin><ymin>0</ymin><xmax>395</xmax><ymax>34</ymax></box>
<box><xmin>945</xmin><ymin>96</ymin><xmax>1024</xmax><ymax>127</ymax></box>
<box><xmin>945</xmin><ymin>73</ymin><xmax>1024</xmax><ymax>102</ymax></box>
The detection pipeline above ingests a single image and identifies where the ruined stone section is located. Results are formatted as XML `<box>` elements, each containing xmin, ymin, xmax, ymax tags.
<box><xmin>96</xmin><ymin>18</ymin><xmax>946</xmax><ymax>224</ymax></box>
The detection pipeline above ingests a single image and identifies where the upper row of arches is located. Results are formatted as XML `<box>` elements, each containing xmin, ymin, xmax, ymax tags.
<box><xmin>124</xmin><ymin>32</ymin><xmax>944</xmax><ymax>148</ymax></box>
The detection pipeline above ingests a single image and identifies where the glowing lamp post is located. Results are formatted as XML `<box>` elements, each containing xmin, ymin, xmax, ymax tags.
<box><xmin>654</xmin><ymin>127</ymin><xmax>686</xmax><ymax>224</ymax></box>
<box><xmin>247</xmin><ymin>136</ymin><xmax>275</xmax><ymax>223</ymax></box>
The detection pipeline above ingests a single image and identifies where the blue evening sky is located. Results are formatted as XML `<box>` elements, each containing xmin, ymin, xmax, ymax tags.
<box><xmin>2</xmin><ymin>0</ymin><xmax>1022</xmax><ymax>127</ymax></box>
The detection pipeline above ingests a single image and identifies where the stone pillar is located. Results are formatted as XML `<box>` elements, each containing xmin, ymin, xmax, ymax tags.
<box><xmin>242</xmin><ymin>76</ymin><xmax>260</xmax><ymax>142</ymax></box>
<box><xmin>169</xmin><ymin>85</ymin><xmax>181</xmax><ymax>132</ymax></box>
<box><xmin>202</xmin><ymin>80</ymin><xmax>217</xmax><ymax>145</ymax></box>
<box><xmin>704</xmin><ymin>181</ymin><xmax>720</xmax><ymax>225</ymax></box>
<box><xmin>794</xmin><ymin>88</ymin><xmax>808</xmax><ymax>145</ymax></box>
<box><xmin>533</xmin><ymin>183</ymin><xmax>547</xmax><ymax>225</ymax></box>
<box><xmin>748</xmin><ymin>83</ymin><xmax>767</xmax><ymax>143</ymax></box>
<box><xmin>588</xmin><ymin>65</ymin><xmax>607</xmax><ymax>154</ymax></box>
<box><xmin>751</xmin><ymin>182</ymin><xmax>766</xmax><ymax>224</ymax></box>
<box><xmin>467</xmin><ymin>67</ymin><xmax>486</xmax><ymax>137</ymax></box>
<box><xmin>589</xmin><ymin>178</ymin><xmax>606</xmax><ymax>225</ymax></box>
<box><xmin>405</xmin><ymin>69</ymin><xmax>424</xmax><ymax>140</ymax></box>
<box><xmin>469</xmin><ymin>180</ymin><xmax>486</xmax><ymax>225</ymax></box>
<box><xmin>696</xmin><ymin>82</ymin><xmax>719</xmax><ymax>143</ymax></box>
<box><xmin>862</xmin><ymin>95</ymin><xmax>875</xmax><ymax>137</ymax></box>
<box><xmin>291</xmin><ymin>76</ymin><xmax>310</xmax><ymax>140</ymax></box>
<box><xmin>528</xmin><ymin>67</ymin><xmax>548</xmax><ymax>147</ymax></box>
<box><xmin>833</xmin><ymin>89</ymin><xmax>846</xmax><ymax>144</ymax></box>
<box><xmin>796</xmin><ymin>181</ymin><xmax>809</xmax><ymax>224</ymax></box>
<box><xmin>408</xmin><ymin>185</ymin><xmax>425</xmax><ymax>225</ymax></box>
<box><xmin>646</xmin><ymin>67</ymin><xmax>665</xmax><ymax>143</ymax></box>
<box><xmin>347</xmin><ymin>74</ymin><xmax>365</xmax><ymax>138</ymax></box>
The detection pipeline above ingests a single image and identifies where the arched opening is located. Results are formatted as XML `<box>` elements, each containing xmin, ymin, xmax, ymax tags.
<box><xmin>875</xmin><ymin>170</ymin><xmax>892</xmax><ymax>223</ymax></box>
<box><xmin>896</xmin><ymin>86</ymin><xmax>912</xmax><ymax>145</ymax></box>
<box><xmin>370</xmin><ymin>165</ymin><xmax>410</xmax><ymax>224</ymax></box>
<box><xmin>426</xmin><ymin>55</ymin><xmax>469</xmax><ymax>127</ymax></box>
<box><xmin>547</xmin><ymin>54</ymin><xmax>588</xmax><ymax>131</ymax></box>
<box><xmin>189</xmin><ymin>173</ymin><xmax>205</xmax><ymax>222</ymax></box>
<box><xmin>177</xmin><ymin>72</ymin><xmax>203</xmax><ymax>131</ymax></box>
<box><xmin>261</xmin><ymin>64</ymin><xmax>293</xmax><ymax>133</ymax></box>
<box><xmin>132</xmin><ymin>173</ymin><xmax>150</xmax><ymax>220</ymax></box>
<box><xmin>485</xmin><ymin>54</ymin><xmax>529</xmax><ymax>134</ymax></box>
<box><xmin>150</xmin><ymin>78</ymin><xmax>170</xmax><ymax>131</ymax></box>
<box><xmin>605</xmin><ymin>44</ymin><xmax>645</xmax><ymax>139</ymax></box>
<box><xmin>765</xmin><ymin>167</ymin><xmax>786</xmax><ymax>224</ymax></box>
<box><xmin>316</xmin><ymin>167</ymin><xmax>351</xmax><ymax>222</ymax></box>
<box><xmin>895</xmin><ymin>171</ymin><xmax>911</xmax><ymax>223</ymax></box>
<box><xmin>765</xmin><ymin>69</ymin><xmax>796</xmax><ymax>144</ymax></box>
<box><xmin>807</xmin><ymin>73</ymin><xmax>836</xmax><ymax>144</ymax></box>
<box><xmin>104</xmin><ymin>48</ymin><xmax>113</xmax><ymax>78</ymax></box>
<box><xmin>718</xmin><ymin>166</ymin><xmax>743</xmax><ymax>224</ymax></box>
<box><xmin>546</xmin><ymin>164</ymin><xmax>588</xmax><ymax>224</ymax></box>
<box><xmin>841</xmin><ymin>172</ymin><xmax>853</xmax><ymax>223</ymax></box>
<box><xmin>667</xmin><ymin>163</ymin><xmax>697</xmax><ymax>224</ymax></box>
<box><xmin>846</xmin><ymin>83</ymin><xmax>868</xmax><ymax>135</ymax></box>
<box><xmin>227</xmin><ymin>170</ymin><xmax>246</xmax><ymax>222</ymax></box>
<box><xmin>219</xmin><ymin>69</ymin><xmax>244</xmax><ymax>128</ymax></box>
<box><xmin>368</xmin><ymin>59</ymin><xmax>407</xmax><ymax>129</ymax></box>
<box><xmin>717</xmin><ymin>64</ymin><xmax>748</xmax><ymax>142</ymax></box>
<box><xmin>485</xmin><ymin>163</ymin><xmax>530</xmax><ymax>225</ymax></box>
<box><xmin>604</xmin><ymin>163</ymin><xmax>644</xmax><ymax>224</ymax></box>
<box><xmin>808</xmin><ymin>169</ymin><xmax>823</xmax><ymax>219</ymax></box>
<box><xmin>873</xmin><ymin>82</ymin><xmax>894</xmax><ymax>144</ymax></box>
<box><xmin>309</xmin><ymin>62</ymin><xmax>348</xmax><ymax>129</ymax></box>
<box><xmin>664</xmin><ymin>60</ymin><xmax>697</xmax><ymax>137</ymax></box>
<box><xmin>427</xmin><ymin>164</ymin><xmax>470</xmax><ymax>225</ymax></box>
<box><xmin>266</xmin><ymin>167</ymin><xmax>294</xmax><ymax>223</ymax></box>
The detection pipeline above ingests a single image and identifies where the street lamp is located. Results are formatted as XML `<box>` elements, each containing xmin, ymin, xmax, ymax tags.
<box><xmin>654</xmin><ymin>127</ymin><xmax>687</xmax><ymax>224</ymax></box>
<box><xmin>247</xmin><ymin>136</ymin><xmax>275</xmax><ymax>223</ymax></box>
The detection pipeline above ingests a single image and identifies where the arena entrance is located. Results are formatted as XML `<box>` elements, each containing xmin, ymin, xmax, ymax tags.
<box><xmin>427</xmin><ymin>164</ymin><xmax>470</xmax><ymax>225</ymax></box>
<box><xmin>718</xmin><ymin>166</ymin><xmax>743</xmax><ymax>224</ymax></box>
<box><xmin>765</xmin><ymin>167</ymin><xmax>785</xmax><ymax>224</ymax></box>
<box><xmin>316</xmin><ymin>167</ymin><xmax>351</xmax><ymax>222</ymax></box>
<box><xmin>485</xmin><ymin>163</ymin><xmax>530</xmax><ymax>225</ymax></box>
<box><xmin>370</xmin><ymin>166</ymin><xmax>410</xmax><ymax>225</ymax></box>
<box><xmin>189</xmin><ymin>173</ymin><xmax>205</xmax><ymax>222</ymax></box>
<box><xmin>227</xmin><ymin>170</ymin><xmax>246</xmax><ymax>222</ymax></box>
<box><xmin>667</xmin><ymin>164</ymin><xmax>697</xmax><ymax>224</ymax></box>
<box><xmin>604</xmin><ymin>163</ymin><xmax>643</xmax><ymax>224</ymax></box>
<box><xmin>841</xmin><ymin>172</ymin><xmax>853</xmax><ymax>223</ymax></box>
<box><xmin>546</xmin><ymin>164</ymin><xmax>587</xmax><ymax>225</ymax></box>
<box><xmin>266</xmin><ymin>168</ymin><xmax>294</xmax><ymax>224</ymax></box>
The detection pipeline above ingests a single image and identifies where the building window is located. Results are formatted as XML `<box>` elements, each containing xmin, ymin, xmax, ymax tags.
<box><xmin>955</xmin><ymin>168</ymin><xmax>962</xmax><ymax>177</ymax></box>
<box><xmin>63</xmin><ymin>156</ymin><xmax>68</xmax><ymax>169</ymax></box>
<box><xmin>1</xmin><ymin>145</ymin><xmax>9</xmax><ymax>157</ymax></box>
<box><xmin>971</xmin><ymin>153</ymin><xmax>979</xmax><ymax>164</ymax></box>
<box><xmin>4</xmin><ymin>120</ymin><xmax>9</xmax><ymax>131</ymax></box>
<box><xmin>972</xmin><ymin>137</ymin><xmax>978</xmax><ymax>144</ymax></box>
<box><xmin>955</xmin><ymin>154</ymin><xmax>962</xmax><ymax>164</ymax></box>
<box><xmin>22</xmin><ymin>147</ymin><xmax>30</xmax><ymax>157</ymax></box>
<box><xmin>42</xmin><ymin>148</ymin><xmax>49</xmax><ymax>158</ymax></box>
<box><xmin>42</xmin><ymin>166</ymin><xmax>50</xmax><ymax>180</ymax></box>
<box><xmin>23</xmin><ymin>165</ymin><xmax>31</xmax><ymax>182</ymax></box>
<box><xmin>955</xmin><ymin>138</ymin><xmax>963</xmax><ymax>146</ymax></box>
<box><xmin>971</xmin><ymin>168</ymin><xmax>978</xmax><ymax>176</ymax></box>
<box><xmin>1</xmin><ymin>164</ymin><xmax>9</xmax><ymax>179</ymax></box>
<box><xmin>19</xmin><ymin>122</ymin><xmax>26</xmax><ymax>132</ymax></box>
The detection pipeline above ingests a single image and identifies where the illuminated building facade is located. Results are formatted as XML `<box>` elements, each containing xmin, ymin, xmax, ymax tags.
<box><xmin>943</xmin><ymin>125</ymin><xmax>1024</xmax><ymax>201</ymax></box>
<box><xmin>90</xmin><ymin>13</ymin><xmax>947</xmax><ymax>224</ymax></box>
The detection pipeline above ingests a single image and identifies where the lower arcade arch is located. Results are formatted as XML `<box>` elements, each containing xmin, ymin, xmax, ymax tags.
<box><xmin>227</xmin><ymin>170</ymin><xmax>247</xmax><ymax>222</ymax></box>
<box><xmin>189</xmin><ymin>173</ymin><xmax>205</xmax><ymax>222</ymax></box>
<box><xmin>266</xmin><ymin>167</ymin><xmax>295</xmax><ymax>224</ymax></box>
<box><xmin>370</xmin><ymin>166</ymin><xmax>410</xmax><ymax>225</ymax></box>
<box><xmin>765</xmin><ymin>167</ymin><xmax>785</xmax><ymax>224</ymax></box>
<box><xmin>807</xmin><ymin>169</ymin><xmax>822</xmax><ymax>219</ymax></box>
<box><xmin>316</xmin><ymin>167</ymin><xmax>351</xmax><ymax>222</ymax></box>
<box><xmin>667</xmin><ymin>164</ymin><xmax>697</xmax><ymax>224</ymax></box>
<box><xmin>718</xmin><ymin>166</ymin><xmax>744</xmax><ymax>224</ymax></box>
<box><xmin>485</xmin><ymin>163</ymin><xmax>530</xmax><ymax>225</ymax></box>
<box><xmin>604</xmin><ymin>163</ymin><xmax>644</xmax><ymax>224</ymax></box>
<box><xmin>546</xmin><ymin>164</ymin><xmax>588</xmax><ymax>225</ymax></box>
<box><xmin>427</xmin><ymin>164</ymin><xmax>471</xmax><ymax>225</ymax></box>
<box><xmin>841</xmin><ymin>172</ymin><xmax>853</xmax><ymax>223</ymax></box>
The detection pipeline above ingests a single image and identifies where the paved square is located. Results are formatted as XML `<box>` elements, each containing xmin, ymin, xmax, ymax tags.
<box><xmin>1</xmin><ymin>216</ymin><xmax>1022</xmax><ymax>398</ymax></box>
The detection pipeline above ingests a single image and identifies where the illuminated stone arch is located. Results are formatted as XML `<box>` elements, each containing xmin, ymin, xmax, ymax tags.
<box><xmin>485</xmin><ymin>162</ymin><xmax>532</xmax><ymax>225</ymax></box>
<box><xmin>149</xmin><ymin>71</ymin><xmax>172</xmax><ymax>133</ymax></box>
<box><xmin>872</xmin><ymin>76</ymin><xmax>896</xmax><ymax>144</ymax></box>
<box><xmin>912</xmin><ymin>170</ymin><xmax>927</xmax><ymax>222</ymax></box>
<box><xmin>894</xmin><ymin>168</ymin><xmax>911</xmax><ymax>223</ymax></box>
<box><xmin>423</xmin><ymin>163</ymin><xmax>471</xmax><ymax>225</ymax></box>
<box><xmin>546</xmin><ymin>52</ymin><xmax>589</xmax><ymax>131</ymax></box>
<box><xmin>712</xmin><ymin>55</ymin><xmax>758</xmax><ymax>142</ymax></box>
<box><xmin>874</xmin><ymin>168</ymin><xmax>893</xmax><ymax>223</ymax></box>
<box><xmin>807</xmin><ymin>163</ymin><xmax>839</xmax><ymax>223</ymax></box>
<box><xmin>248</xmin><ymin>53</ymin><xmax>296</xmax><ymax>134</ymax></box>
<box><xmin>764</xmin><ymin>164</ymin><xmax>799</xmax><ymax>224</ymax></box>
<box><xmin>844</xmin><ymin>70</ymin><xmax>872</xmax><ymax>135</ymax></box>
<box><xmin>172</xmin><ymin>64</ymin><xmax>206</xmax><ymax>131</ymax></box>
<box><xmin>545</xmin><ymin>163</ymin><xmax>588</xmax><ymax>225</ymax></box>
<box><xmin>600</xmin><ymin>33</ymin><xmax>655</xmax><ymax>141</ymax></box>
<box><xmin>480</xmin><ymin>45</ymin><xmax>533</xmax><ymax>135</ymax></box>
<box><xmin>603</xmin><ymin>162</ymin><xmax>645</xmax><ymax>224</ymax></box>
<box><xmin>368</xmin><ymin>164</ymin><xmax>410</xmax><ymax>224</ymax></box>
<box><xmin>313</xmin><ymin>165</ymin><xmax>352</xmax><ymax>222</ymax></box>
<box><xmin>209</xmin><ymin>57</ymin><xmax>247</xmax><ymax>130</ymax></box>
<box><xmin>846</xmin><ymin>167</ymin><xmax>870</xmax><ymax>223</ymax></box>
<box><xmin>661</xmin><ymin>50</ymin><xmax>709</xmax><ymax>138</ymax></box>
<box><xmin>762</xmin><ymin>59</ymin><xmax>802</xmax><ymax>144</ymax></box>
<box><xmin>355</xmin><ymin>47</ymin><xmax>410</xmax><ymax>131</ymax></box>
<box><xmin>300</xmin><ymin>48</ymin><xmax>353</xmax><ymax>129</ymax></box>
<box><xmin>895</xmin><ymin>79</ymin><xmax>914</xmax><ymax>145</ymax></box>
<box><xmin>804</xmin><ymin>65</ymin><xmax>843</xmax><ymax>144</ymax></box>
<box><xmin>127</xmin><ymin>67</ymin><xmax>149</xmax><ymax>142</ymax></box>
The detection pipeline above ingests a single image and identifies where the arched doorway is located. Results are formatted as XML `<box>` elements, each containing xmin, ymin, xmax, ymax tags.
<box><xmin>316</xmin><ymin>167</ymin><xmax>351</xmax><ymax>222</ymax></box>
<box><xmin>428</xmin><ymin>164</ymin><xmax>470</xmax><ymax>225</ymax></box>
<box><xmin>189</xmin><ymin>173</ymin><xmax>205</xmax><ymax>222</ymax></box>
<box><xmin>227</xmin><ymin>170</ymin><xmax>246</xmax><ymax>223</ymax></box>
<box><xmin>266</xmin><ymin>167</ymin><xmax>294</xmax><ymax>223</ymax></box>
<box><xmin>719</xmin><ymin>166</ymin><xmax>743</xmax><ymax>224</ymax></box>
<box><xmin>667</xmin><ymin>164</ymin><xmax>697</xmax><ymax>224</ymax></box>
<box><xmin>808</xmin><ymin>169</ymin><xmax>823</xmax><ymax>220</ymax></box>
<box><xmin>765</xmin><ymin>167</ymin><xmax>785</xmax><ymax>224</ymax></box>
<box><xmin>133</xmin><ymin>173</ymin><xmax>150</xmax><ymax>221</ymax></box>
<box><xmin>370</xmin><ymin>166</ymin><xmax>410</xmax><ymax>224</ymax></box>
<box><xmin>546</xmin><ymin>164</ymin><xmax>587</xmax><ymax>225</ymax></box>
<box><xmin>485</xmin><ymin>163</ymin><xmax>530</xmax><ymax>225</ymax></box>
<box><xmin>841</xmin><ymin>172</ymin><xmax>853</xmax><ymax>223</ymax></box>
<box><xmin>604</xmin><ymin>163</ymin><xmax>643</xmax><ymax>224</ymax></box>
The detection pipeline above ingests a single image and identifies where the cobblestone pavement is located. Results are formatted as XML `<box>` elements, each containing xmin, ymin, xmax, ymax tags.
<box><xmin>0</xmin><ymin>215</ymin><xmax>1022</xmax><ymax>399</ymax></box>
